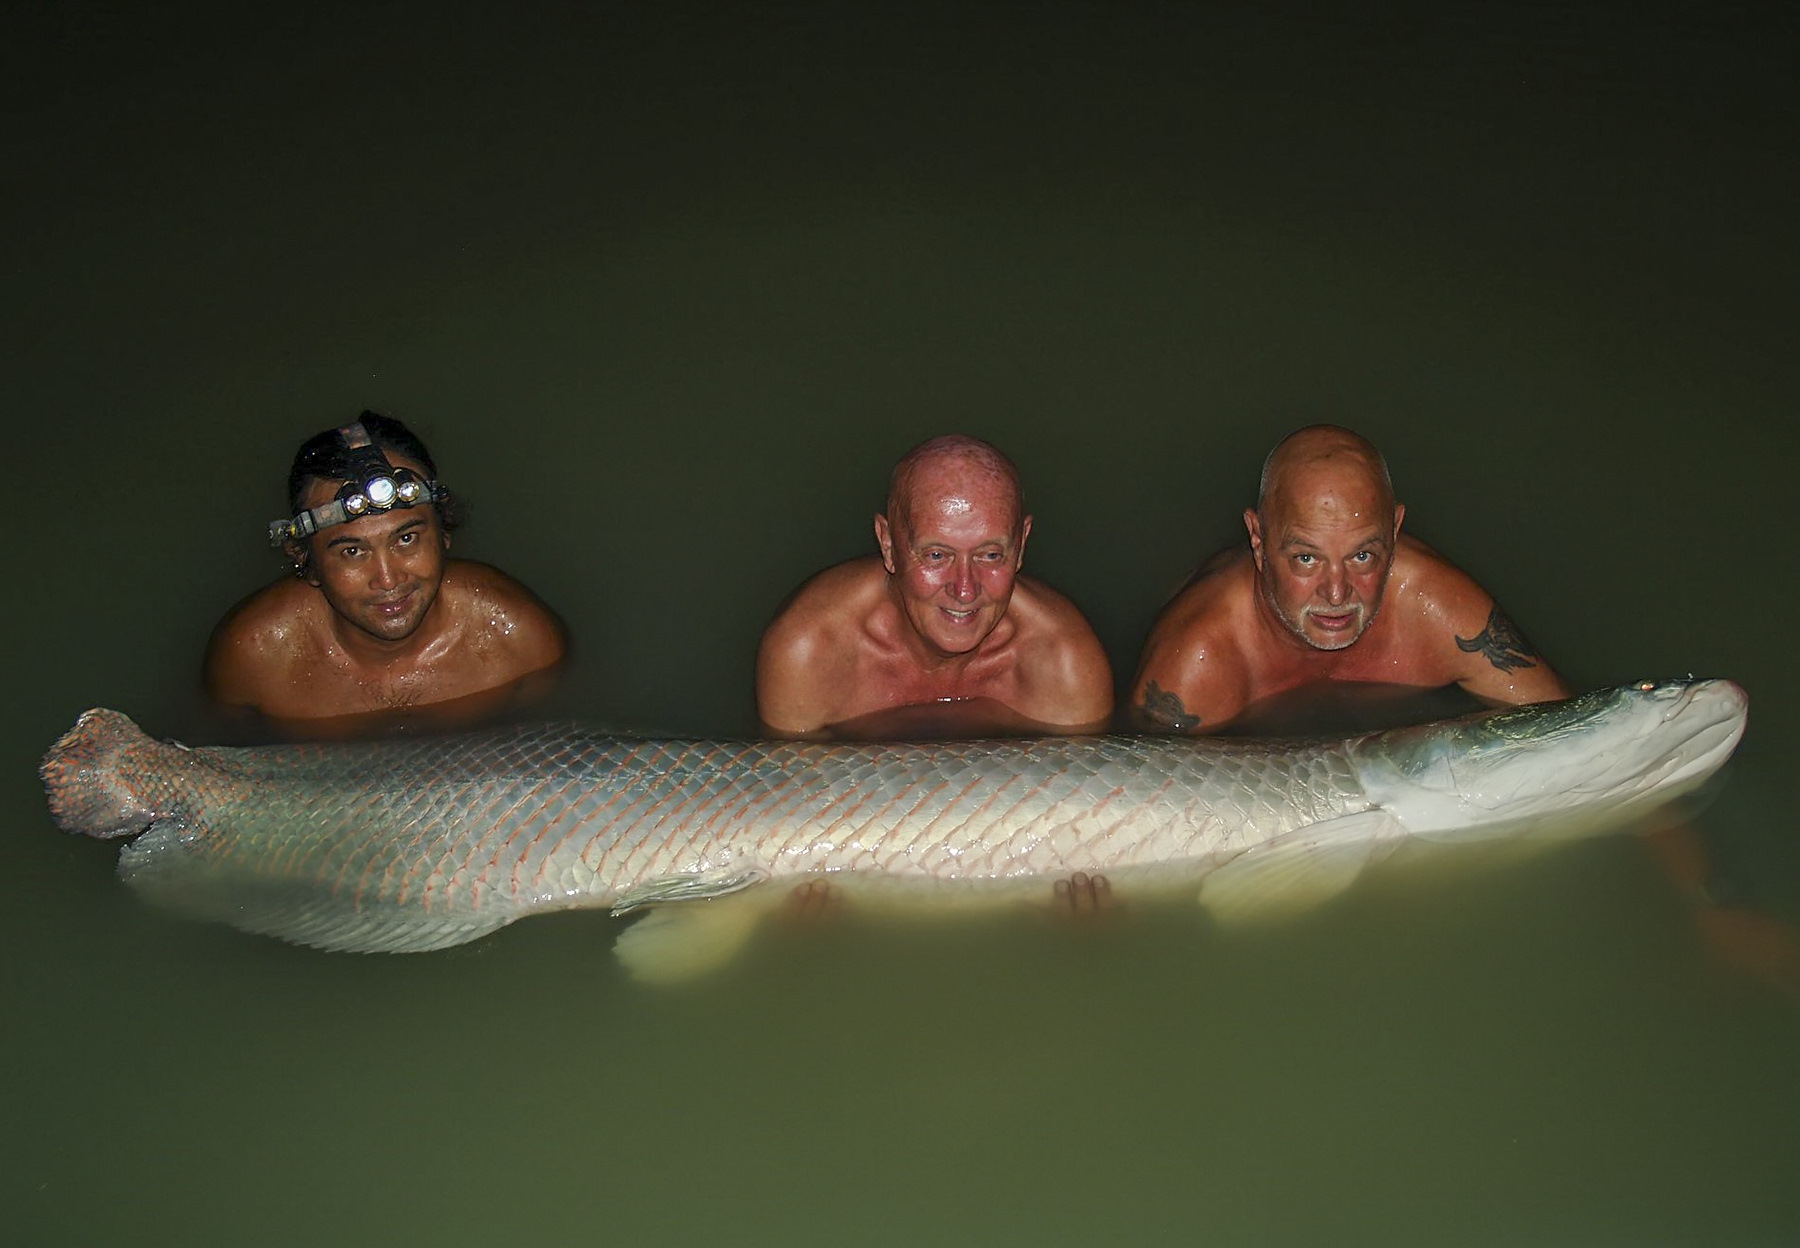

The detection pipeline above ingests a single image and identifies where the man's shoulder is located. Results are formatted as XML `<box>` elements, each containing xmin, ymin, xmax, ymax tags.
<box><xmin>1151</xmin><ymin>548</ymin><xmax>1254</xmax><ymax>637</ymax></box>
<box><xmin>209</xmin><ymin>576</ymin><xmax>321</xmax><ymax>650</ymax></box>
<box><xmin>1007</xmin><ymin>574</ymin><xmax>1105</xmax><ymax>652</ymax></box>
<box><xmin>439</xmin><ymin>559</ymin><xmax>567</xmax><ymax>656</ymax></box>
<box><xmin>203</xmin><ymin>577</ymin><xmax>325</xmax><ymax>707</ymax></box>
<box><xmin>1129</xmin><ymin>550</ymin><xmax>1255</xmax><ymax>726</ymax></box>
<box><xmin>755</xmin><ymin>558</ymin><xmax>888</xmax><ymax>733</ymax></box>
<box><xmin>1386</xmin><ymin>536</ymin><xmax>1498</xmax><ymax>630</ymax></box>
<box><xmin>761</xmin><ymin>557</ymin><xmax>887</xmax><ymax>645</ymax></box>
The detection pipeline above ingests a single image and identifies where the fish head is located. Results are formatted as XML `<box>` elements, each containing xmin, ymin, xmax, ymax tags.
<box><xmin>1349</xmin><ymin>679</ymin><xmax>1749</xmax><ymax>839</ymax></box>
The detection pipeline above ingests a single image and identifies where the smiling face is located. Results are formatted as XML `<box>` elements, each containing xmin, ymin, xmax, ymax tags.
<box><xmin>875</xmin><ymin>453</ymin><xmax>1031</xmax><ymax>660</ymax></box>
<box><xmin>1247</xmin><ymin>432</ymin><xmax>1403</xmax><ymax>652</ymax></box>
<box><xmin>297</xmin><ymin>455</ymin><xmax>449</xmax><ymax>645</ymax></box>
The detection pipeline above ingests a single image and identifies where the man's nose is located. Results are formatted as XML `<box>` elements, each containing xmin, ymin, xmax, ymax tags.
<box><xmin>949</xmin><ymin>559</ymin><xmax>979</xmax><ymax>602</ymax></box>
<box><xmin>369</xmin><ymin>552</ymin><xmax>402</xmax><ymax>589</ymax></box>
<box><xmin>1320</xmin><ymin>565</ymin><xmax>1349</xmax><ymax>605</ymax></box>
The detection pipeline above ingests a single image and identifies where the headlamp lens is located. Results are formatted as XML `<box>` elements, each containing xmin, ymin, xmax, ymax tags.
<box><xmin>345</xmin><ymin>494</ymin><xmax>369</xmax><ymax>516</ymax></box>
<box><xmin>365</xmin><ymin>475</ymin><xmax>397</xmax><ymax>508</ymax></box>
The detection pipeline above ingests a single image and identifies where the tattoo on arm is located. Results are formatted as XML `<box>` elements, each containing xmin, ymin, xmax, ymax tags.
<box><xmin>1455</xmin><ymin>606</ymin><xmax>1542</xmax><ymax>674</ymax></box>
<box><xmin>1137</xmin><ymin>681</ymin><xmax>1201</xmax><ymax>731</ymax></box>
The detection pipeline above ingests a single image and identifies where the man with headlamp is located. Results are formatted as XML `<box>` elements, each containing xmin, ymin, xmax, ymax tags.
<box><xmin>204</xmin><ymin>413</ymin><xmax>567</xmax><ymax>733</ymax></box>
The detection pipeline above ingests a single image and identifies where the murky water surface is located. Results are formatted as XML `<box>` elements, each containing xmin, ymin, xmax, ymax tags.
<box><xmin>5</xmin><ymin>4</ymin><xmax>1796</xmax><ymax>1244</ymax></box>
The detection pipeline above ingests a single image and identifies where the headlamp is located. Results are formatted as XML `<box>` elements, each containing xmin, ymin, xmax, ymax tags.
<box><xmin>268</xmin><ymin>422</ymin><xmax>447</xmax><ymax>546</ymax></box>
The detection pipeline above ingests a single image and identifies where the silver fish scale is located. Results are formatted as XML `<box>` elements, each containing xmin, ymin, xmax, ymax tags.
<box><xmin>544</xmin><ymin>734</ymin><xmax>1374</xmax><ymax>897</ymax></box>
<box><xmin>128</xmin><ymin>724</ymin><xmax>1373</xmax><ymax>925</ymax></box>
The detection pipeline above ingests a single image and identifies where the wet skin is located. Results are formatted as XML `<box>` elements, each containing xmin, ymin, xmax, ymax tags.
<box><xmin>303</xmin><ymin>484</ymin><xmax>450</xmax><ymax>654</ymax></box>
<box><xmin>1246</xmin><ymin>460</ymin><xmax>1403</xmax><ymax>654</ymax></box>
<box><xmin>204</xmin><ymin>451</ymin><xmax>567</xmax><ymax>730</ymax></box>
<box><xmin>875</xmin><ymin>485</ymin><xmax>1030</xmax><ymax>664</ymax></box>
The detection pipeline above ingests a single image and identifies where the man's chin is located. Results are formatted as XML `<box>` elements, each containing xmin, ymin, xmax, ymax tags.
<box><xmin>355</xmin><ymin>612</ymin><xmax>427</xmax><ymax>643</ymax></box>
<box><xmin>1301</xmin><ymin>618</ymin><xmax>1365</xmax><ymax>651</ymax></box>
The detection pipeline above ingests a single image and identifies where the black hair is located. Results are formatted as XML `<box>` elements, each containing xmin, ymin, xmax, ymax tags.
<box><xmin>282</xmin><ymin>411</ymin><xmax>464</xmax><ymax>574</ymax></box>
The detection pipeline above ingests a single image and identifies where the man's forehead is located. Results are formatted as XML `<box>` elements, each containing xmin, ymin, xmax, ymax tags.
<box><xmin>1269</xmin><ymin>463</ymin><xmax>1390</xmax><ymax>520</ymax></box>
<box><xmin>317</xmin><ymin>506</ymin><xmax>436</xmax><ymax>546</ymax></box>
<box><xmin>898</xmin><ymin>485</ymin><xmax>1020</xmax><ymax>536</ymax></box>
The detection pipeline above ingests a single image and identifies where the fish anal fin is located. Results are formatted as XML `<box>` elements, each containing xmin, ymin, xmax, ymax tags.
<box><xmin>610</xmin><ymin>866</ymin><xmax>768</xmax><ymax>916</ymax></box>
<box><xmin>1199</xmin><ymin>810</ymin><xmax>1404</xmax><ymax>924</ymax></box>
<box><xmin>613</xmin><ymin>894</ymin><xmax>774</xmax><ymax>985</ymax></box>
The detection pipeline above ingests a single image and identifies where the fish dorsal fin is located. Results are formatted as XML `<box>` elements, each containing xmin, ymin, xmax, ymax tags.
<box><xmin>609</xmin><ymin>866</ymin><xmax>769</xmax><ymax>916</ymax></box>
<box><xmin>612</xmin><ymin>894</ymin><xmax>776</xmax><ymax>984</ymax></box>
<box><xmin>1198</xmin><ymin>809</ymin><xmax>1405</xmax><ymax>924</ymax></box>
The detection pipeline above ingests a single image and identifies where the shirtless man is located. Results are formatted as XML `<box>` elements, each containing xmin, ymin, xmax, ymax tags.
<box><xmin>756</xmin><ymin>434</ymin><xmax>1113</xmax><ymax>740</ymax></box>
<box><xmin>758</xmin><ymin>434</ymin><xmax>1116</xmax><ymax>914</ymax></box>
<box><xmin>204</xmin><ymin>413</ymin><xmax>567</xmax><ymax>734</ymax></box>
<box><xmin>1130</xmin><ymin>424</ymin><xmax>1569</xmax><ymax>733</ymax></box>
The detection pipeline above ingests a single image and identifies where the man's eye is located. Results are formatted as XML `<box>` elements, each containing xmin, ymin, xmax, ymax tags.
<box><xmin>396</xmin><ymin>532</ymin><xmax>416</xmax><ymax>547</ymax></box>
<box><xmin>1293</xmin><ymin>554</ymin><xmax>1316</xmax><ymax>567</ymax></box>
<box><xmin>1351</xmin><ymin>550</ymin><xmax>1373</xmax><ymax>564</ymax></box>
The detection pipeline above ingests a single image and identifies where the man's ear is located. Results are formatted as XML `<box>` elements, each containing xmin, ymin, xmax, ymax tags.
<box><xmin>284</xmin><ymin>541</ymin><xmax>320</xmax><ymax>586</ymax></box>
<box><xmin>874</xmin><ymin>514</ymin><xmax>897</xmax><ymax>574</ymax></box>
<box><xmin>1014</xmin><ymin>515</ymin><xmax>1033</xmax><ymax>569</ymax></box>
<box><xmin>1392</xmin><ymin>501</ymin><xmax>1406</xmax><ymax>540</ymax></box>
<box><xmin>1243</xmin><ymin>507</ymin><xmax>1266</xmax><ymax>570</ymax></box>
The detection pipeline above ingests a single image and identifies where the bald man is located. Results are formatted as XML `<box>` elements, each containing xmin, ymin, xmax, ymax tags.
<box><xmin>757</xmin><ymin>434</ymin><xmax>1113</xmax><ymax>741</ymax></box>
<box><xmin>1129</xmin><ymin>425</ymin><xmax>1569</xmax><ymax>734</ymax></box>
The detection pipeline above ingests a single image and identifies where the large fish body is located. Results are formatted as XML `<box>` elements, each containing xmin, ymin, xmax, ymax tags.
<box><xmin>40</xmin><ymin>680</ymin><xmax>1747</xmax><ymax>979</ymax></box>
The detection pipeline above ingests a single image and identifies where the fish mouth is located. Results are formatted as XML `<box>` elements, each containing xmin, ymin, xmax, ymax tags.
<box><xmin>1649</xmin><ymin>679</ymin><xmax>1748</xmax><ymax>790</ymax></box>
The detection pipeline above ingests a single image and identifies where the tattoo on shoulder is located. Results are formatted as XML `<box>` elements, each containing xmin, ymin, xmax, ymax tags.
<box><xmin>1455</xmin><ymin>606</ymin><xmax>1542</xmax><ymax>674</ymax></box>
<box><xmin>1137</xmin><ymin>681</ymin><xmax>1201</xmax><ymax>731</ymax></box>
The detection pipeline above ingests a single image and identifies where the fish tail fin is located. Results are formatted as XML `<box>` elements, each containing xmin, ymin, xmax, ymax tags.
<box><xmin>40</xmin><ymin>708</ymin><xmax>171</xmax><ymax>839</ymax></box>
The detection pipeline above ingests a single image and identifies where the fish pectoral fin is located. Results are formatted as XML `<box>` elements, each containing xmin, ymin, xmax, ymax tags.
<box><xmin>609</xmin><ymin>866</ymin><xmax>769</xmax><ymax>917</ymax></box>
<box><xmin>612</xmin><ymin>894</ymin><xmax>776</xmax><ymax>985</ymax></box>
<box><xmin>1198</xmin><ymin>809</ymin><xmax>1405</xmax><ymax>924</ymax></box>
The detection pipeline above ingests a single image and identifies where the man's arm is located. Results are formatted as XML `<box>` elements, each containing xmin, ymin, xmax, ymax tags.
<box><xmin>754</xmin><ymin>608</ymin><xmax>840</xmax><ymax>739</ymax></box>
<box><xmin>1014</xmin><ymin>581</ymin><xmax>1115</xmax><ymax>733</ymax></box>
<box><xmin>1126</xmin><ymin>601</ymin><xmax>1248</xmax><ymax>734</ymax></box>
<box><xmin>1445</xmin><ymin>597</ymin><xmax>1570</xmax><ymax>706</ymax></box>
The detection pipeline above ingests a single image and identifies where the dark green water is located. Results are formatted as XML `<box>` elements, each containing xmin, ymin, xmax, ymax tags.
<box><xmin>5</xmin><ymin>3</ymin><xmax>1797</xmax><ymax>1244</ymax></box>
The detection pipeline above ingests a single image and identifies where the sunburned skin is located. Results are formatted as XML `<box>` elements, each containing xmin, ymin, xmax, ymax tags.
<box><xmin>755</xmin><ymin>434</ymin><xmax>1117</xmax><ymax>915</ymax></box>
<box><xmin>756</xmin><ymin>435</ymin><xmax>1112</xmax><ymax>741</ymax></box>
<box><xmin>1129</xmin><ymin>425</ymin><xmax>1570</xmax><ymax>735</ymax></box>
